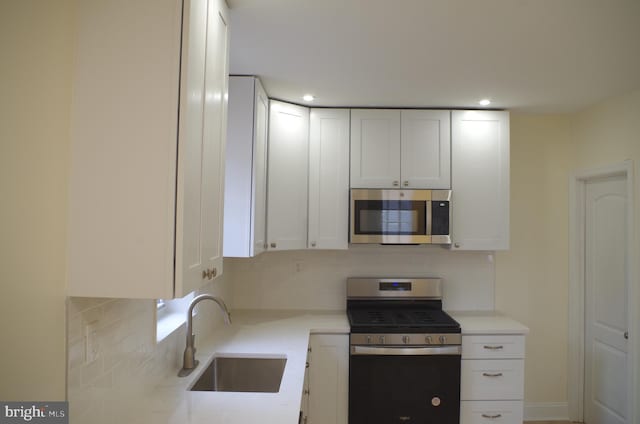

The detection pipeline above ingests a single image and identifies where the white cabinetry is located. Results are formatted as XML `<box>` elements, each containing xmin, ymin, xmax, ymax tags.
<box><xmin>223</xmin><ymin>76</ymin><xmax>268</xmax><ymax>257</ymax></box>
<box><xmin>267</xmin><ymin>101</ymin><xmax>310</xmax><ymax>251</ymax></box>
<box><xmin>308</xmin><ymin>109</ymin><xmax>350</xmax><ymax>250</ymax></box>
<box><xmin>68</xmin><ymin>0</ymin><xmax>229</xmax><ymax>299</ymax></box>
<box><xmin>400</xmin><ymin>110</ymin><xmax>451</xmax><ymax>189</ymax></box>
<box><xmin>350</xmin><ymin>109</ymin><xmax>450</xmax><ymax>189</ymax></box>
<box><xmin>461</xmin><ymin>334</ymin><xmax>525</xmax><ymax>424</ymax></box>
<box><xmin>308</xmin><ymin>334</ymin><xmax>349</xmax><ymax>424</ymax></box>
<box><xmin>451</xmin><ymin>111</ymin><xmax>510</xmax><ymax>250</ymax></box>
<box><xmin>350</xmin><ymin>109</ymin><xmax>401</xmax><ymax>188</ymax></box>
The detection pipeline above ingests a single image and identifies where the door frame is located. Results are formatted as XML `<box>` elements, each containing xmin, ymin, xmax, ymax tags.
<box><xmin>568</xmin><ymin>160</ymin><xmax>637</xmax><ymax>422</ymax></box>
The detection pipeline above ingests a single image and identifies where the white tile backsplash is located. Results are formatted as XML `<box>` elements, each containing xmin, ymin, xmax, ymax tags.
<box><xmin>66</xmin><ymin>276</ymin><xmax>232</xmax><ymax>424</ymax></box>
<box><xmin>228</xmin><ymin>245</ymin><xmax>495</xmax><ymax>311</ymax></box>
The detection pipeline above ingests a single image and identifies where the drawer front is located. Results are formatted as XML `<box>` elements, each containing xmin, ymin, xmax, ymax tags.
<box><xmin>462</xmin><ymin>335</ymin><xmax>525</xmax><ymax>359</ymax></box>
<box><xmin>461</xmin><ymin>401</ymin><xmax>523</xmax><ymax>424</ymax></box>
<box><xmin>461</xmin><ymin>360</ymin><xmax>524</xmax><ymax>400</ymax></box>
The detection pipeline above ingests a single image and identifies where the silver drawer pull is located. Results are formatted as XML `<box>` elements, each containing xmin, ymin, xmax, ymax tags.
<box><xmin>481</xmin><ymin>413</ymin><xmax>502</xmax><ymax>419</ymax></box>
<box><xmin>483</xmin><ymin>345</ymin><xmax>504</xmax><ymax>350</ymax></box>
<box><xmin>482</xmin><ymin>372</ymin><xmax>503</xmax><ymax>377</ymax></box>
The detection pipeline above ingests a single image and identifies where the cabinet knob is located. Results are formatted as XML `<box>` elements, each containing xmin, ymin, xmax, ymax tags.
<box><xmin>202</xmin><ymin>268</ymin><xmax>215</xmax><ymax>280</ymax></box>
<box><xmin>311</xmin><ymin>241</ymin><xmax>316</xmax><ymax>247</ymax></box>
<box><xmin>202</xmin><ymin>269</ymin><xmax>209</xmax><ymax>280</ymax></box>
<box><xmin>403</xmin><ymin>180</ymin><xmax>409</xmax><ymax>187</ymax></box>
<box><xmin>211</xmin><ymin>268</ymin><xmax>217</xmax><ymax>278</ymax></box>
<box><xmin>454</xmin><ymin>242</ymin><xmax>461</xmax><ymax>248</ymax></box>
<box><xmin>270</xmin><ymin>242</ymin><xmax>277</xmax><ymax>248</ymax></box>
<box><xmin>392</xmin><ymin>180</ymin><xmax>399</xmax><ymax>187</ymax></box>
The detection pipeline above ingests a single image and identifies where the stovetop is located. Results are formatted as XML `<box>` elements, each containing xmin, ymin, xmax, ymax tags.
<box><xmin>347</xmin><ymin>306</ymin><xmax>461</xmax><ymax>334</ymax></box>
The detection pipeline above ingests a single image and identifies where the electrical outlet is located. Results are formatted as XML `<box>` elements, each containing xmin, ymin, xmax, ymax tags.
<box><xmin>85</xmin><ymin>321</ymin><xmax>100</xmax><ymax>363</ymax></box>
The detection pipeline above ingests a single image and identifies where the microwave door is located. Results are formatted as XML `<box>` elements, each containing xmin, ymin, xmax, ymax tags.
<box><xmin>350</xmin><ymin>189</ymin><xmax>432</xmax><ymax>244</ymax></box>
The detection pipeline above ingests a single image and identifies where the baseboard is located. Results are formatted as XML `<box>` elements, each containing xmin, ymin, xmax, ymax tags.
<box><xmin>524</xmin><ymin>402</ymin><xmax>569</xmax><ymax>421</ymax></box>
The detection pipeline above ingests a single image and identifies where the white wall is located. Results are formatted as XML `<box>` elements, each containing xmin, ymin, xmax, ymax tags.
<box><xmin>495</xmin><ymin>114</ymin><xmax>574</xmax><ymax>413</ymax></box>
<box><xmin>0</xmin><ymin>0</ymin><xmax>75</xmax><ymax>400</ymax></box>
<box><xmin>229</xmin><ymin>246</ymin><xmax>496</xmax><ymax>311</ymax></box>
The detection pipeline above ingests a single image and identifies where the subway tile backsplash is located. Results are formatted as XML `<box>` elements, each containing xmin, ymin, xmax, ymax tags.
<box><xmin>67</xmin><ymin>277</ymin><xmax>232</xmax><ymax>424</ymax></box>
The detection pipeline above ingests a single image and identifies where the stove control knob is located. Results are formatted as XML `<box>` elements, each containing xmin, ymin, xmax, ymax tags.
<box><xmin>378</xmin><ymin>336</ymin><xmax>385</xmax><ymax>344</ymax></box>
<box><xmin>366</xmin><ymin>336</ymin><xmax>372</xmax><ymax>344</ymax></box>
<box><xmin>425</xmin><ymin>336</ymin><xmax>433</xmax><ymax>344</ymax></box>
<box><xmin>439</xmin><ymin>336</ymin><xmax>446</xmax><ymax>345</ymax></box>
<box><xmin>402</xmin><ymin>335</ymin><xmax>410</xmax><ymax>344</ymax></box>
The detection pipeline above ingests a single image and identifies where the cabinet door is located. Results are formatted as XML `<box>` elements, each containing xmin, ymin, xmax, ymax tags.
<box><xmin>267</xmin><ymin>101</ymin><xmax>309</xmax><ymax>251</ymax></box>
<box><xmin>400</xmin><ymin>110</ymin><xmax>451</xmax><ymax>189</ymax></box>
<box><xmin>451</xmin><ymin>111</ymin><xmax>509</xmax><ymax>250</ymax></box>
<box><xmin>175</xmin><ymin>0</ymin><xmax>211</xmax><ymax>296</ymax></box>
<box><xmin>350</xmin><ymin>109</ymin><xmax>401</xmax><ymax>188</ymax></box>
<box><xmin>308</xmin><ymin>334</ymin><xmax>349</xmax><ymax>424</ymax></box>
<box><xmin>176</xmin><ymin>0</ymin><xmax>228</xmax><ymax>296</ymax></box>
<box><xmin>223</xmin><ymin>76</ymin><xmax>268</xmax><ymax>258</ymax></box>
<box><xmin>251</xmin><ymin>79</ymin><xmax>269</xmax><ymax>256</ymax></box>
<box><xmin>308</xmin><ymin>109</ymin><xmax>350</xmax><ymax>250</ymax></box>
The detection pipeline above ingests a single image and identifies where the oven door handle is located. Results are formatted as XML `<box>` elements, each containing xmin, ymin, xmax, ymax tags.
<box><xmin>351</xmin><ymin>345</ymin><xmax>462</xmax><ymax>356</ymax></box>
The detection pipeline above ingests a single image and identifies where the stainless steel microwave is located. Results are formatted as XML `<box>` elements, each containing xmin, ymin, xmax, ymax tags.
<box><xmin>350</xmin><ymin>189</ymin><xmax>451</xmax><ymax>244</ymax></box>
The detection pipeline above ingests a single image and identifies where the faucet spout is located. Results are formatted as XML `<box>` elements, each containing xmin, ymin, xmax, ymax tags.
<box><xmin>178</xmin><ymin>294</ymin><xmax>232</xmax><ymax>377</ymax></box>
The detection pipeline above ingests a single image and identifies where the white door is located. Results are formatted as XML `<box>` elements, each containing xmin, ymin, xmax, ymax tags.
<box><xmin>267</xmin><ymin>100</ymin><xmax>309</xmax><ymax>251</ymax></box>
<box><xmin>308</xmin><ymin>108</ymin><xmax>350</xmax><ymax>250</ymax></box>
<box><xmin>584</xmin><ymin>175</ymin><xmax>629</xmax><ymax>424</ymax></box>
<box><xmin>400</xmin><ymin>110</ymin><xmax>451</xmax><ymax>189</ymax></box>
<box><xmin>350</xmin><ymin>109</ymin><xmax>401</xmax><ymax>188</ymax></box>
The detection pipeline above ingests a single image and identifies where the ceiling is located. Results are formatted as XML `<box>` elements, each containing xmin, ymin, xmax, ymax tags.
<box><xmin>227</xmin><ymin>0</ymin><xmax>640</xmax><ymax>113</ymax></box>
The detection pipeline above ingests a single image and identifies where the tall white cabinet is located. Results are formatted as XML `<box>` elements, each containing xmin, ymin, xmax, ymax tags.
<box><xmin>267</xmin><ymin>101</ymin><xmax>310</xmax><ymax>251</ymax></box>
<box><xmin>350</xmin><ymin>109</ymin><xmax>450</xmax><ymax>189</ymax></box>
<box><xmin>308</xmin><ymin>109</ymin><xmax>350</xmax><ymax>250</ymax></box>
<box><xmin>68</xmin><ymin>0</ymin><xmax>229</xmax><ymax>299</ymax></box>
<box><xmin>223</xmin><ymin>76</ymin><xmax>268</xmax><ymax>257</ymax></box>
<box><xmin>451</xmin><ymin>111</ymin><xmax>510</xmax><ymax>250</ymax></box>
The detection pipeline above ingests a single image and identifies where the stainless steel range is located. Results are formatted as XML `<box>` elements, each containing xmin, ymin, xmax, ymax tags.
<box><xmin>347</xmin><ymin>278</ymin><xmax>461</xmax><ymax>424</ymax></box>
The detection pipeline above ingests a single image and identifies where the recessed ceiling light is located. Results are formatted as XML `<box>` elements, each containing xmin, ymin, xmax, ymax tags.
<box><xmin>479</xmin><ymin>99</ymin><xmax>491</xmax><ymax>106</ymax></box>
<box><xmin>303</xmin><ymin>94</ymin><xmax>315</xmax><ymax>102</ymax></box>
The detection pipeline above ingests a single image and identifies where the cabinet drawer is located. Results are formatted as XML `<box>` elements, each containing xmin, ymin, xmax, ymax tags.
<box><xmin>462</xmin><ymin>335</ymin><xmax>525</xmax><ymax>359</ymax></box>
<box><xmin>461</xmin><ymin>360</ymin><xmax>524</xmax><ymax>400</ymax></box>
<box><xmin>461</xmin><ymin>401</ymin><xmax>523</xmax><ymax>424</ymax></box>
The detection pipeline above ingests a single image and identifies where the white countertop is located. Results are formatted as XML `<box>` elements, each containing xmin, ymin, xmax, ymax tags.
<box><xmin>133</xmin><ymin>310</ymin><xmax>349</xmax><ymax>424</ymax></box>
<box><xmin>450</xmin><ymin>310</ymin><xmax>530</xmax><ymax>334</ymax></box>
<box><xmin>132</xmin><ymin>309</ymin><xmax>526</xmax><ymax>424</ymax></box>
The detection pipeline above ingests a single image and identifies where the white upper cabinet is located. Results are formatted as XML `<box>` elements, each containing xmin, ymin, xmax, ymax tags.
<box><xmin>308</xmin><ymin>109</ymin><xmax>350</xmax><ymax>250</ymax></box>
<box><xmin>350</xmin><ymin>109</ymin><xmax>401</xmax><ymax>188</ymax></box>
<box><xmin>267</xmin><ymin>101</ymin><xmax>310</xmax><ymax>251</ymax></box>
<box><xmin>350</xmin><ymin>109</ymin><xmax>451</xmax><ymax>189</ymax></box>
<box><xmin>451</xmin><ymin>110</ymin><xmax>510</xmax><ymax>250</ymax></box>
<box><xmin>400</xmin><ymin>110</ymin><xmax>451</xmax><ymax>189</ymax></box>
<box><xmin>223</xmin><ymin>76</ymin><xmax>268</xmax><ymax>257</ymax></box>
<box><xmin>68</xmin><ymin>0</ymin><xmax>229</xmax><ymax>299</ymax></box>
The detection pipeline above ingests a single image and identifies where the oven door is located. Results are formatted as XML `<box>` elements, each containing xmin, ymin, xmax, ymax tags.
<box><xmin>350</xmin><ymin>189</ymin><xmax>431</xmax><ymax>244</ymax></box>
<box><xmin>349</xmin><ymin>345</ymin><xmax>461</xmax><ymax>424</ymax></box>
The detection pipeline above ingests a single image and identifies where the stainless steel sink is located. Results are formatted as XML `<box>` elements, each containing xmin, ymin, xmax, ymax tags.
<box><xmin>189</xmin><ymin>356</ymin><xmax>287</xmax><ymax>393</ymax></box>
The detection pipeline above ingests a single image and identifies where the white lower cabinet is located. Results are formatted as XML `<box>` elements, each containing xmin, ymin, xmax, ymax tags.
<box><xmin>461</xmin><ymin>334</ymin><xmax>525</xmax><ymax>424</ymax></box>
<box><xmin>307</xmin><ymin>334</ymin><xmax>349</xmax><ymax>424</ymax></box>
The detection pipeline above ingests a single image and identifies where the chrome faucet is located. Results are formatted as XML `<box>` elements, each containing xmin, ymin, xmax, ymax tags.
<box><xmin>178</xmin><ymin>294</ymin><xmax>232</xmax><ymax>377</ymax></box>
